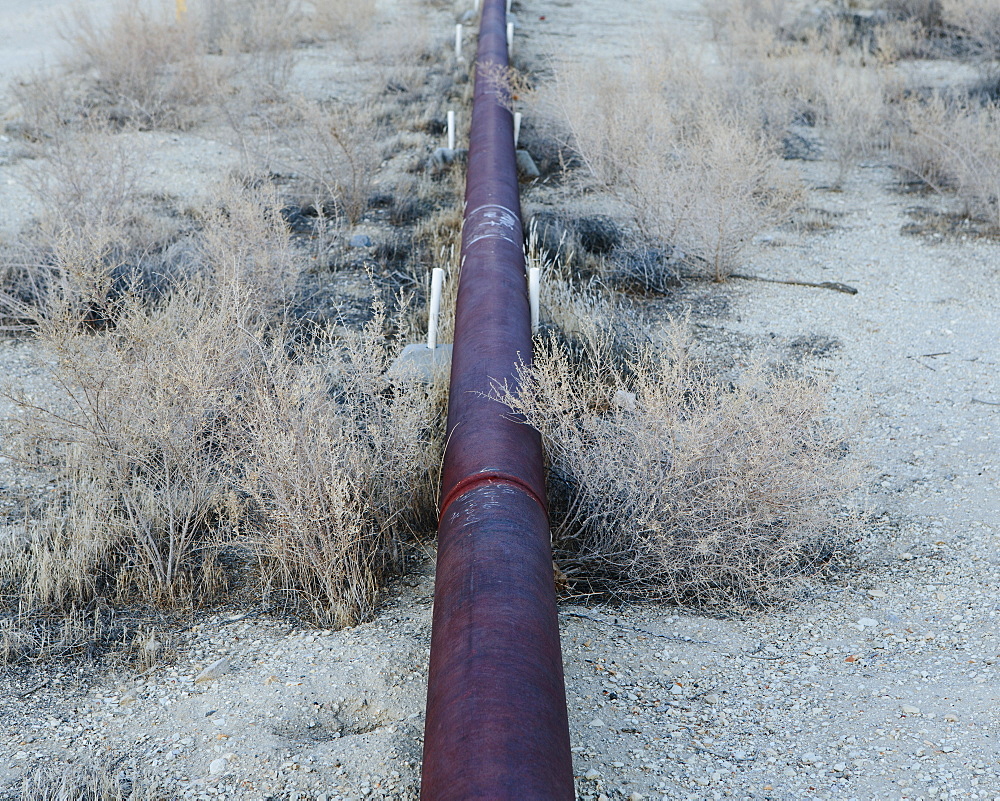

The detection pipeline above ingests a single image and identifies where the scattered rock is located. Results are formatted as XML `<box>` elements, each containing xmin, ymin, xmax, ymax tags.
<box><xmin>209</xmin><ymin>757</ymin><xmax>228</xmax><ymax>775</ymax></box>
<box><xmin>429</xmin><ymin>147</ymin><xmax>468</xmax><ymax>171</ymax></box>
<box><xmin>857</xmin><ymin>618</ymin><xmax>879</xmax><ymax>628</ymax></box>
<box><xmin>584</xmin><ymin>768</ymin><xmax>602</xmax><ymax>781</ymax></box>
<box><xmin>516</xmin><ymin>149</ymin><xmax>540</xmax><ymax>180</ymax></box>
<box><xmin>195</xmin><ymin>656</ymin><xmax>232</xmax><ymax>684</ymax></box>
<box><xmin>575</xmin><ymin>215</ymin><xmax>621</xmax><ymax>255</ymax></box>
<box><xmin>901</xmin><ymin>705</ymin><xmax>921</xmax><ymax>715</ymax></box>
<box><xmin>349</xmin><ymin>234</ymin><xmax>373</xmax><ymax>248</ymax></box>
<box><xmin>588</xmin><ymin>718</ymin><xmax>606</xmax><ymax>727</ymax></box>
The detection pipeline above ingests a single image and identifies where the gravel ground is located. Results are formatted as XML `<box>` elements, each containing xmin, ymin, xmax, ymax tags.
<box><xmin>2</xmin><ymin>0</ymin><xmax>999</xmax><ymax>799</ymax></box>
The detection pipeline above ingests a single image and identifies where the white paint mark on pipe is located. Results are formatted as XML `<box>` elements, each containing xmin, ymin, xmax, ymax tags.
<box><xmin>513</xmin><ymin>112</ymin><xmax>522</xmax><ymax>148</ymax></box>
<box><xmin>466</xmin><ymin>204</ymin><xmax>520</xmax><ymax>247</ymax></box>
<box><xmin>447</xmin><ymin>110</ymin><xmax>456</xmax><ymax>152</ymax></box>
<box><xmin>428</xmin><ymin>267</ymin><xmax>445</xmax><ymax>350</ymax></box>
<box><xmin>528</xmin><ymin>267</ymin><xmax>540</xmax><ymax>334</ymax></box>
<box><xmin>455</xmin><ymin>24</ymin><xmax>463</xmax><ymax>60</ymax></box>
<box><xmin>506</xmin><ymin>22</ymin><xmax>514</xmax><ymax>55</ymax></box>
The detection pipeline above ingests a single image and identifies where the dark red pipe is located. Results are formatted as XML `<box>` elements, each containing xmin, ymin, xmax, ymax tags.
<box><xmin>419</xmin><ymin>2</ymin><xmax>575</xmax><ymax>799</ymax></box>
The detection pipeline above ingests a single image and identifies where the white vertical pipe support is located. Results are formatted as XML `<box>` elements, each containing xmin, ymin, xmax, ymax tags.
<box><xmin>428</xmin><ymin>268</ymin><xmax>445</xmax><ymax>349</ymax></box>
<box><xmin>474</xmin><ymin>0</ymin><xmax>480</xmax><ymax>10</ymax></box>
<box><xmin>506</xmin><ymin>22</ymin><xmax>514</xmax><ymax>55</ymax></box>
<box><xmin>513</xmin><ymin>112</ymin><xmax>522</xmax><ymax>148</ymax></box>
<box><xmin>455</xmin><ymin>24</ymin><xmax>463</xmax><ymax>60</ymax></box>
<box><xmin>447</xmin><ymin>110</ymin><xmax>456</xmax><ymax>152</ymax></box>
<box><xmin>528</xmin><ymin>267</ymin><xmax>540</xmax><ymax>335</ymax></box>
<box><xmin>506</xmin><ymin>0</ymin><xmax>512</xmax><ymax>13</ymax></box>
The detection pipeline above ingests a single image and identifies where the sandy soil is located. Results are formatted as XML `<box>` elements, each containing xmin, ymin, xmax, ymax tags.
<box><xmin>1</xmin><ymin>0</ymin><xmax>999</xmax><ymax>799</ymax></box>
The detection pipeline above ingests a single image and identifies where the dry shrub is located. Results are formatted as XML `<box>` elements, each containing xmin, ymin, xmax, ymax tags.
<box><xmin>63</xmin><ymin>4</ymin><xmax>228</xmax><ymax>129</ymax></box>
<box><xmin>814</xmin><ymin>64</ymin><xmax>895</xmax><ymax>181</ymax></box>
<box><xmin>1</xmin><ymin>128</ymin><xmax>161</xmax><ymax>329</ymax></box>
<box><xmin>233</xmin><ymin>305</ymin><xmax>446</xmax><ymax>627</ymax></box>
<box><xmin>553</xmin><ymin>49</ymin><xmax>799</xmax><ymax>281</ymax></box>
<box><xmin>307</xmin><ymin>0</ymin><xmax>377</xmax><ymax>43</ymax></box>
<box><xmin>893</xmin><ymin>94</ymin><xmax>1000</xmax><ymax>227</ymax></box>
<box><xmin>190</xmin><ymin>0</ymin><xmax>301</xmax><ymax>95</ymax></box>
<box><xmin>496</xmin><ymin>320</ymin><xmax>857</xmax><ymax>607</ymax></box>
<box><xmin>240</xmin><ymin>98</ymin><xmax>384</xmax><ymax>225</ymax></box>
<box><xmin>2</xmin><ymin>178</ymin><xmax>443</xmax><ymax>643</ymax></box>
<box><xmin>54</xmin><ymin>0</ymin><xmax>301</xmax><ymax>129</ymax></box>
<box><xmin>941</xmin><ymin>0</ymin><xmax>1000</xmax><ymax>59</ymax></box>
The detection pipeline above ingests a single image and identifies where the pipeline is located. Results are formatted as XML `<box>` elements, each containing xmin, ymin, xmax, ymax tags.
<box><xmin>419</xmin><ymin>1</ymin><xmax>575</xmax><ymax>799</ymax></box>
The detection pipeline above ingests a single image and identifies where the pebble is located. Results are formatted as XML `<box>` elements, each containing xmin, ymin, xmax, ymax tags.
<box><xmin>349</xmin><ymin>234</ymin><xmax>373</xmax><ymax>248</ymax></box>
<box><xmin>209</xmin><ymin>757</ymin><xmax>228</xmax><ymax>775</ymax></box>
<box><xmin>901</xmin><ymin>705</ymin><xmax>921</xmax><ymax>715</ymax></box>
<box><xmin>589</xmin><ymin>718</ymin><xmax>606</xmax><ymax>727</ymax></box>
<box><xmin>857</xmin><ymin>618</ymin><xmax>879</xmax><ymax>628</ymax></box>
<box><xmin>585</xmin><ymin>769</ymin><xmax>602</xmax><ymax>781</ymax></box>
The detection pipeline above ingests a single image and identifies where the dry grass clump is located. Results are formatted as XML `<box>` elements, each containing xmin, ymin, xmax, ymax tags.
<box><xmin>306</xmin><ymin>0</ymin><xmax>378</xmax><ymax>44</ymax></box>
<box><xmin>21</xmin><ymin>760</ymin><xmax>161</xmax><ymax>801</ymax></box>
<box><xmin>1</xmin><ymin>128</ymin><xmax>172</xmax><ymax>330</ymax></box>
<box><xmin>553</xmin><ymin>49</ymin><xmax>799</xmax><ymax>282</ymax></box>
<box><xmin>1</xmin><ymin>181</ymin><xmax>446</xmax><ymax>655</ymax></box>
<box><xmin>233</xmin><ymin>305</ymin><xmax>446</xmax><ymax>627</ymax></box>
<box><xmin>46</xmin><ymin>0</ymin><xmax>302</xmax><ymax>129</ymax></box>
<box><xmin>244</xmin><ymin>99</ymin><xmax>386</xmax><ymax>226</ymax></box>
<box><xmin>940</xmin><ymin>0</ymin><xmax>1000</xmax><ymax>59</ymax></box>
<box><xmin>62</xmin><ymin>4</ymin><xmax>227</xmax><ymax>129</ymax></box>
<box><xmin>496</xmin><ymin>318</ymin><xmax>857</xmax><ymax>607</ymax></box>
<box><xmin>892</xmin><ymin>94</ymin><xmax>1000</xmax><ymax>228</ymax></box>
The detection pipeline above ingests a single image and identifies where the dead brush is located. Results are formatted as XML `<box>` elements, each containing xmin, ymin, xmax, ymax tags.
<box><xmin>20</xmin><ymin>760</ymin><xmax>162</xmax><ymax>801</ymax></box>
<box><xmin>1</xmin><ymin>126</ymin><xmax>175</xmax><ymax>330</ymax></box>
<box><xmin>2</xmin><ymin>178</ymin><xmax>448</xmax><ymax>639</ymax></box>
<box><xmin>494</xmin><ymin>310</ymin><xmax>858</xmax><ymax>608</ymax></box>
<box><xmin>892</xmin><ymin>93</ymin><xmax>1000</xmax><ymax>229</ymax></box>
<box><xmin>237</xmin><ymin>98</ymin><xmax>385</xmax><ymax>226</ymax></box>
<box><xmin>61</xmin><ymin>3</ymin><xmax>228</xmax><ymax>129</ymax></box>
<box><xmin>231</xmin><ymin>304</ymin><xmax>447</xmax><ymax>627</ymax></box>
<box><xmin>552</xmin><ymin>48</ymin><xmax>799</xmax><ymax>282</ymax></box>
<box><xmin>1</xmin><ymin>182</ymin><xmax>302</xmax><ymax>614</ymax></box>
<box><xmin>941</xmin><ymin>0</ymin><xmax>1000</xmax><ymax>59</ymax></box>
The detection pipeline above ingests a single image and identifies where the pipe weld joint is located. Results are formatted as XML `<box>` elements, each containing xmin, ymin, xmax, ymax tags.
<box><xmin>439</xmin><ymin>471</ymin><xmax>548</xmax><ymax>520</ymax></box>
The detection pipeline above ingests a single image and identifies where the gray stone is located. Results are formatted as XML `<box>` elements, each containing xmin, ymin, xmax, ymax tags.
<box><xmin>389</xmin><ymin>343</ymin><xmax>452</xmax><ymax>383</ymax></box>
<box><xmin>195</xmin><ymin>656</ymin><xmax>232</xmax><ymax>684</ymax></box>
<box><xmin>349</xmin><ymin>234</ymin><xmax>373</xmax><ymax>248</ymax></box>
<box><xmin>516</xmin><ymin>149</ymin><xmax>540</xmax><ymax>180</ymax></box>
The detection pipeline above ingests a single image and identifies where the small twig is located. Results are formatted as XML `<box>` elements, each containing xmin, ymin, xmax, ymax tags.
<box><xmin>729</xmin><ymin>273</ymin><xmax>858</xmax><ymax>295</ymax></box>
<box><xmin>971</xmin><ymin>398</ymin><xmax>1000</xmax><ymax>407</ymax></box>
<box><xmin>562</xmin><ymin>609</ymin><xmax>715</xmax><ymax>645</ymax></box>
<box><xmin>906</xmin><ymin>356</ymin><xmax>937</xmax><ymax>371</ymax></box>
<box><xmin>17</xmin><ymin>681</ymin><xmax>48</xmax><ymax>699</ymax></box>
